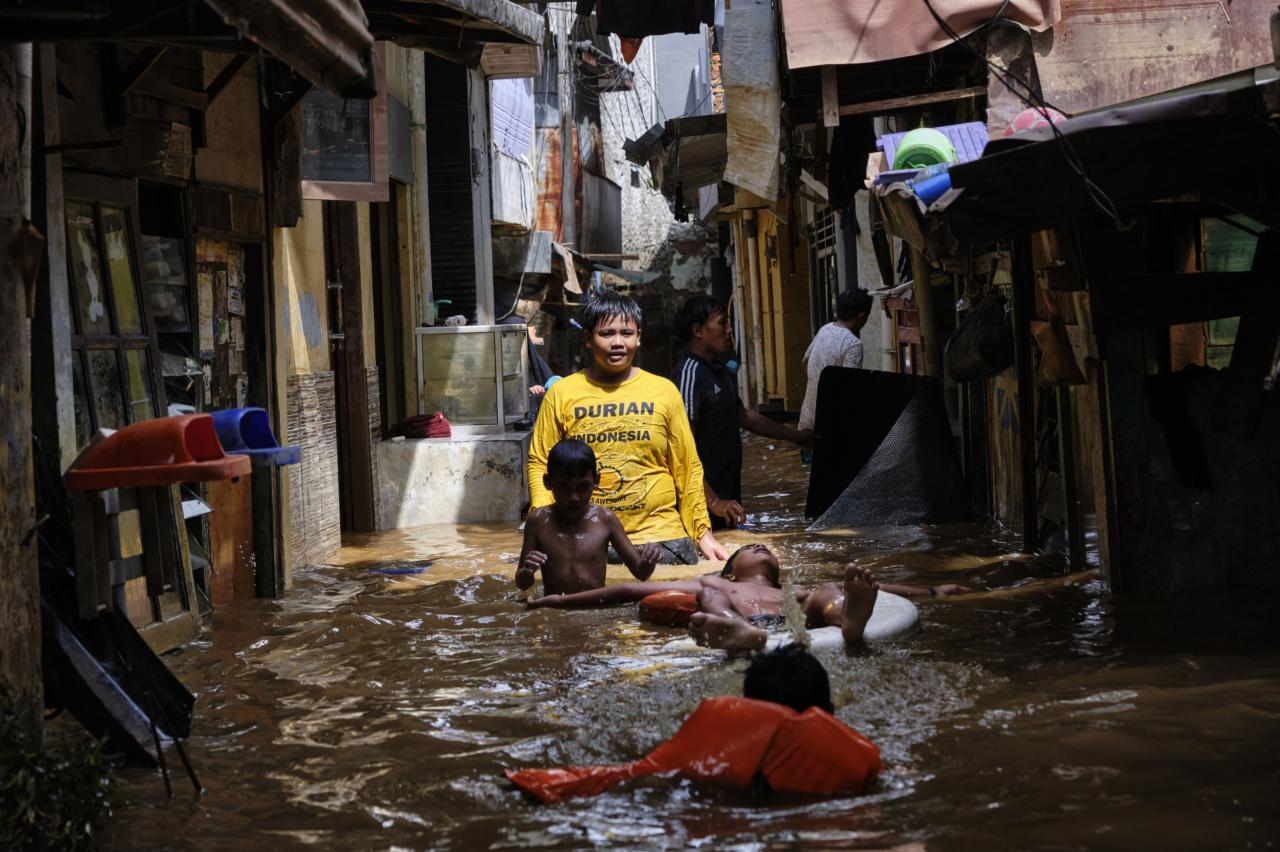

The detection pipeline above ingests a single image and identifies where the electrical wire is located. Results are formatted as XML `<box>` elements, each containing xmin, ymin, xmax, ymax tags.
<box><xmin>918</xmin><ymin>0</ymin><xmax>1122</xmax><ymax>226</ymax></box>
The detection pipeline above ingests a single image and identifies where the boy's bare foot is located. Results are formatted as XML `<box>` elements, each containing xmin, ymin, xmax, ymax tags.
<box><xmin>687</xmin><ymin>612</ymin><xmax>768</xmax><ymax>653</ymax></box>
<box><xmin>841</xmin><ymin>564</ymin><xmax>879</xmax><ymax>647</ymax></box>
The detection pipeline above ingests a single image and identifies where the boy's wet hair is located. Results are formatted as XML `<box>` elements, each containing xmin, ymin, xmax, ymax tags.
<box><xmin>675</xmin><ymin>294</ymin><xmax>726</xmax><ymax>343</ymax></box>
<box><xmin>579</xmin><ymin>286</ymin><xmax>643</xmax><ymax>334</ymax></box>
<box><xmin>836</xmin><ymin>289</ymin><xmax>873</xmax><ymax>321</ymax></box>
<box><xmin>743</xmin><ymin>643</ymin><xmax>834</xmax><ymax>714</ymax></box>
<box><xmin>546</xmin><ymin>438</ymin><xmax>597</xmax><ymax>480</ymax></box>
<box><xmin>720</xmin><ymin>545</ymin><xmax>780</xmax><ymax>588</ymax></box>
<box><xmin>720</xmin><ymin>546</ymin><xmax>744</xmax><ymax>578</ymax></box>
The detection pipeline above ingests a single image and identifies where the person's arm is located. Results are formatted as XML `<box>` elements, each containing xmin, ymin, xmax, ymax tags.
<box><xmin>665</xmin><ymin>390</ymin><xmax>724</xmax><ymax>560</ymax></box>
<box><xmin>515</xmin><ymin>511</ymin><xmax>547</xmax><ymax>591</ymax></box>
<box><xmin>738</xmin><ymin>407</ymin><xmax>809</xmax><ymax>446</ymax></box>
<box><xmin>526</xmin><ymin>385</ymin><xmax>562</xmax><ymax>509</ymax></box>
<box><xmin>704</xmin><ymin>479</ymin><xmax>746</xmax><ymax>528</ymax></box>
<box><xmin>527</xmin><ymin>579</ymin><xmax>702</xmax><ymax>609</ymax></box>
<box><xmin>841</xmin><ymin>336</ymin><xmax>864</xmax><ymax>370</ymax></box>
<box><xmin>879</xmin><ymin>582</ymin><xmax>973</xmax><ymax>598</ymax></box>
<box><xmin>603</xmin><ymin>510</ymin><xmax>660</xmax><ymax>581</ymax></box>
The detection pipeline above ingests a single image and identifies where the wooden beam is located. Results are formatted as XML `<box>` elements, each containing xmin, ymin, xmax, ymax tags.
<box><xmin>132</xmin><ymin>79</ymin><xmax>209</xmax><ymax>110</ymax></box>
<box><xmin>204</xmin><ymin>53</ymin><xmax>251</xmax><ymax>106</ymax></box>
<box><xmin>119</xmin><ymin>46</ymin><xmax>167</xmax><ymax>96</ymax></box>
<box><xmin>838</xmin><ymin>84</ymin><xmax>986</xmax><ymax>117</ymax></box>
<box><xmin>821</xmin><ymin>65</ymin><xmax>839</xmax><ymax>127</ymax></box>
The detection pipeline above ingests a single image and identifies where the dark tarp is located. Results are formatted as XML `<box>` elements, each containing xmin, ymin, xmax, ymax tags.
<box><xmin>806</xmin><ymin>368</ymin><xmax>970</xmax><ymax>528</ymax></box>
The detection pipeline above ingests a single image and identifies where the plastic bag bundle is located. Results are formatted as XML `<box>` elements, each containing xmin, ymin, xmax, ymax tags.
<box><xmin>944</xmin><ymin>296</ymin><xmax>1014</xmax><ymax>382</ymax></box>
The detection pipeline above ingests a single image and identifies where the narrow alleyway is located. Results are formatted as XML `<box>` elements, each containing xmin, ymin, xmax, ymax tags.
<box><xmin>98</xmin><ymin>437</ymin><xmax>1280</xmax><ymax>850</ymax></box>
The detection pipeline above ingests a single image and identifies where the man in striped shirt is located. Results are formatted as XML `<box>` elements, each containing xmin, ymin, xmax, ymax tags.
<box><xmin>671</xmin><ymin>295</ymin><xmax>811</xmax><ymax>529</ymax></box>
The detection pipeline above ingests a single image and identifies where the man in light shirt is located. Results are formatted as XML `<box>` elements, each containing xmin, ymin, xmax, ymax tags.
<box><xmin>799</xmin><ymin>289</ymin><xmax>873</xmax><ymax>434</ymax></box>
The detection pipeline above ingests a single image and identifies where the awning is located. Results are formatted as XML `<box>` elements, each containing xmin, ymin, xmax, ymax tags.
<box><xmin>779</xmin><ymin>0</ymin><xmax>1058</xmax><ymax>69</ymax></box>
<box><xmin>364</xmin><ymin>0</ymin><xmax>544</xmax><ymax>57</ymax></box>
<box><xmin>0</xmin><ymin>0</ymin><xmax>379</xmax><ymax>97</ymax></box>
<box><xmin>873</xmin><ymin>80</ymin><xmax>1280</xmax><ymax>258</ymax></box>
<box><xmin>204</xmin><ymin>0</ymin><xmax>376</xmax><ymax>96</ymax></box>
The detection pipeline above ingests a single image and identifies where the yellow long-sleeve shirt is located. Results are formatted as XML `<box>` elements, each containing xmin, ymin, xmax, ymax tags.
<box><xmin>528</xmin><ymin>369</ymin><xmax>711</xmax><ymax>545</ymax></box>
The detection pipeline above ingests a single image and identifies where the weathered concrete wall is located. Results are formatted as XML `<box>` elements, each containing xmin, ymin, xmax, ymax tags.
<box><xmin>276</xmin><ymin>200</ymin><xmax>330</xmax><ymax>374</ymax></box>
<box><xmin>377</xmin><ymin>434</ymin><xmax>531</xmax><ymax>528</ymax></box>
<box><xmin>0</xmin><ymin>43</ymin><xmax>42</xmax><ymax>730</ymax></box>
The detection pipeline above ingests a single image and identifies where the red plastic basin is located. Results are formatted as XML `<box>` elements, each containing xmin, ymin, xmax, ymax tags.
<box><xmin>64</xmin><ymin>414</ymin><xmax>251</xmax><ymax>491</ymax></box>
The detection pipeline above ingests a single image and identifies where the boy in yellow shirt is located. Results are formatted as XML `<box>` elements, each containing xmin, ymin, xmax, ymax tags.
<box><xmin>527</xmin><ymin>288</ymin><xmax>727</xmax><ymax>564</ymax></box>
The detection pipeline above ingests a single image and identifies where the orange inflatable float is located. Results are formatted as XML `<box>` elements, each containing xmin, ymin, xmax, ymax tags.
<box><xmin>637</xmin><ymin>590</ymin><xmax>699</xmax><ymax>627</ymax></box>
<box><xmin>506</xmin><ymin>696</ymin><xmax>881</xmax><ymax>803</ymax></box>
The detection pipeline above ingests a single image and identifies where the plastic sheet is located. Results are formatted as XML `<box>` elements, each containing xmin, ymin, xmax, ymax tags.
<box><xmin>809</xmin><ymin>381</ymin><xmax>971</xmax><ymax>529</ymax></box>
<box><xmin>722</xmin><ymin>0</ymin><xmax>780</xmax><ymax>201</ymax></box>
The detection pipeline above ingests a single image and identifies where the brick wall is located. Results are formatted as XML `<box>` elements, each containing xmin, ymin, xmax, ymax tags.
<box><xmin>285</xmin><ymin>371</ymin><xmax>340</xmax><ymax>570</ymax></box>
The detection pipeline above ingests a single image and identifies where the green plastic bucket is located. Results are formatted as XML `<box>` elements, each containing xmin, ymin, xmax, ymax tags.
<box><xmin>893</xmin><ymin>128</ymin><xmax>958</xmax><ymax>170</ymax></box>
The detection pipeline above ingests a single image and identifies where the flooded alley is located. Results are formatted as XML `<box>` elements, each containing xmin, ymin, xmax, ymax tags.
<box><xmin>101</xmin><ymin>438</ymin><xmax>1280</xmax><ymax>850</ymax></box>
<box><xmin>5</xmin><ymin>6</ymin><xmax>1280</xmax><ymax>851</ymax></box>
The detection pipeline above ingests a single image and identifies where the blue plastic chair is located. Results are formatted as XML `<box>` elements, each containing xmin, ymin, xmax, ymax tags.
<box><xmin>209</xmin><ymin>407</ymin><xmax>300</xmax><ymax>467</ymax></box>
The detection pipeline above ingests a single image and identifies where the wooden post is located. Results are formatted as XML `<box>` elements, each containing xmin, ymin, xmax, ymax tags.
<box><xmin>0</xmin><ymin>41</ymin><xmax>41</xmax><ymax>732</ymax></box>
<box><xmin>744</xmin><ymin>212</ymin><xmax>767</xmax><ymax>406</ymax></box>
<box><xmin>910</xmin><ymin>249</ymin><xmax>944</xmax><ymax>377</ymax></box>
<box><xmin>821</xmin><ymin>66</ymin><xmax>839</xmax><ymax>128</ymax></box>
<box><xmin>1010</xmin><ymin>238</ymin><xmax>1039</xmax><ymax>552</ymax></box>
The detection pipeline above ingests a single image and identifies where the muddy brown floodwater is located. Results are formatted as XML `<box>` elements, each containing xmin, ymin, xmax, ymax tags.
<box><xmin>103</xmin><ymin>435</ymin><xmax>1280</xmax><ymax>850</ymax></box>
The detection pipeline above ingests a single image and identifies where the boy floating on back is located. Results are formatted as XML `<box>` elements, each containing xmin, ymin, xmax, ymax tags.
<box><xmin>527</xmin><ymin>543</ymin><xmax>971</xmax><ymax>651</ymax></box>
<box><xmin>517</xmin><ymin>438</ymin><xmax>662</xmax><ymax>595</ymax></box>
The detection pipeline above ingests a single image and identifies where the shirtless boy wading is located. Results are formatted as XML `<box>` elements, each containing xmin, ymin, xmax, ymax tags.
<box><xmin>517</xmin><ymin>439</ymin><xmax>661</xmax><ymax>595</ymax></box>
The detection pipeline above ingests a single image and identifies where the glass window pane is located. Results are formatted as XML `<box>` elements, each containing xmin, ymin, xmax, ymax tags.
<box><xmin>87</xmin><ymin>349</ymin><xmax>127</xmax><ymax>431</ymax></box>
<box><xmin>420</xmin><ymin>331</ymin><xmax>496</xmax><ymax>425</ymax></box>
<box><xmin>123</xmin><ymin>349</ymin><xmax>157</xmax><ymax>423</ymax></box>
<box><xmin>66</xmin><ymin>201</ymin><xmax>112</xmax><ymax>335</ymax></box>
<box><xmin>102</xmin><ymin>206</ymin><xmax>142</xmax><ymax>334</ymax></box>
<box><xmin>501</xmin><ymin>327</ymin><xmax>525</xmax><ymax>375</ymax></box>
<box><xmin>71</xmin><ymin>353</ymin><xmax>93</xmax><ymax>448</ymax></box>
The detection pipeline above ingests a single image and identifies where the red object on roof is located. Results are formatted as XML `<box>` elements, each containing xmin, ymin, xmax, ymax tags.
<box><xmin>64</xmin><ymin>414</ymin><xmax>251</xmax><ymax>491</ymax></box>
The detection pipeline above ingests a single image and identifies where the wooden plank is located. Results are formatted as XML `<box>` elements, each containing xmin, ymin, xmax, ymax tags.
<box><xmin>821</xmin><ymin>66</ymin><xmax>839</xmax><ymax>127</ymax></box>
<box><xmin>837</xmin><ymin>85</ymin><xmax>986</xmax><ymax>118</ymax></box>
<box><xmin>206</xmin><ymin>476</ymin><xmax>255</xmax><ymax>605</ymax></box>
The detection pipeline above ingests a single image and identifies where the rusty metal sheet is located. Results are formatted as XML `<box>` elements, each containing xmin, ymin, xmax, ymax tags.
<box><xmin>779</xmin><ymin>0</ymin><xmax>1057</xmax><ymax>69</ymax></box>
<box><xmin>1031</xmin><ymin>0</ymin><xmax>1276</xmax><ymax>115</ymax></box>
<box><xmin>534</xmin><ymin>127</ymin><xmax>563</xmax><ymax>238</ymax></box>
